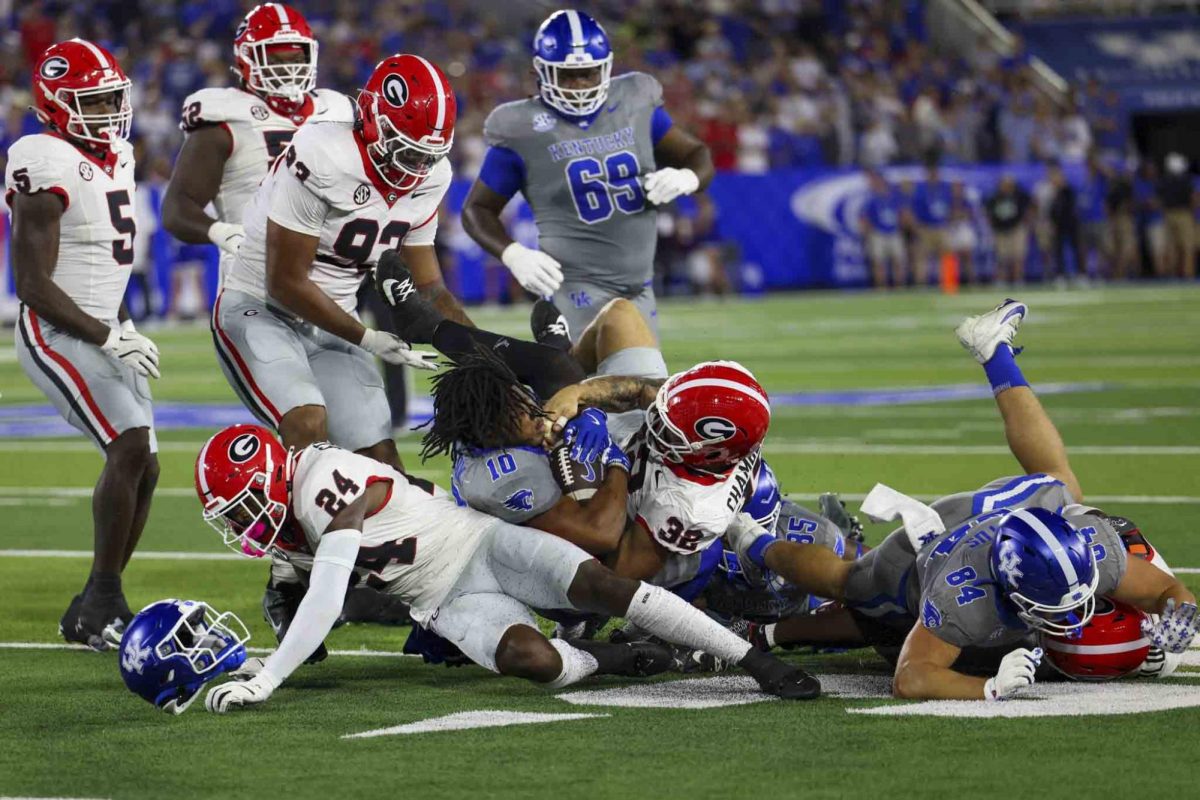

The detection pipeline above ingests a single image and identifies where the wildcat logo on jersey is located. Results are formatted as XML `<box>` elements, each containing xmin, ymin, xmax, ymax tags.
<box><xmin>120</xmin><ymin>641</ymin><xmax>152</xmax><ymax>675</ymax></box>
<box><xmin>532</xmin><ymin>112</ymin><xmax>556</xmax><ymax>132</ymax></box>
<box><xmin>695</xmin><ymin>416</ymin><xmax>736</xmax><ymax>441</ymax></box>
<box><xmin>228</xmin><ymin>433</ymin><xmax>261</xmax><ymax>464</ymax></box>
<box><xmin>40</xmin><ymin>55</ymin><xmax>70</xmax><ymax>79</ymax></box>
<box><xmin>382</xmin><ymin>74</ymin><xmax>409</xmax><ymax>107</ymax></box>
<box><xmin>922</xmin><ymin>598</ymin><xmax>943</xmax><ymax>629</ymax></box>
<box><xmin>997</xmin><ymin>549</ymin><xmax>1024</xmax><ymax>587</ymax></box>
<box><xmin>503</xmin><ymin>488</ymin><xmax>535</xmax><ymax>512</ymax></box>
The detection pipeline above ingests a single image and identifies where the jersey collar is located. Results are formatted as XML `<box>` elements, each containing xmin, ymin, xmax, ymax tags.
<box><xmin>47</xmin><ymin>129</ymin><xmax>119</xmax><ymax>173</ymax></box>
<box><xmin>352</xmin><ymin>129</ymin><xmax>410</xmax><ymax>208</ymax></box>
<box><xmin>538</xmin><ymin>97</ymin><xmax>603</xmax><ymax>130</ymax></box>
<box><xmin>239</xmin><ymin>85</ymin><xmax>317</xmax><ymax>126</ymax></box>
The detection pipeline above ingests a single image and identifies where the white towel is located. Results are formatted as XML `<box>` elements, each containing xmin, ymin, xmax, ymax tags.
<box><xmin>860</xmin><ymin>483</ymin><xmax>946</xmax><ymax>551</ymax></box>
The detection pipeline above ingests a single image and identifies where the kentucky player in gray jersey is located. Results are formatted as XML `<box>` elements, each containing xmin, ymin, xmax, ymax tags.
<box><xmin>724</xmin><ymin>299</ymin><xmax>1198</xmax><ymax>701</ymax></box>
<box><xmin>462</xmin><ymin>9</ymin><xmax>713</xmax><ymax>340</ymax></box>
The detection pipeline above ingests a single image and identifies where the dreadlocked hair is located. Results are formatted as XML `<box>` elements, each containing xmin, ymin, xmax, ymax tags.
<box><xmin>418</xmin><ymin>342</ymin><xmax>547</xmax><ymax>462</ymax></box>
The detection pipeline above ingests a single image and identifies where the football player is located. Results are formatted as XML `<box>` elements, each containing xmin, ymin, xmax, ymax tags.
<box><xmin>724</xmin><ymin>300</ymin><xmax>1199</xmax><ymax>700</ymax></box>
<box><xmin>462</xmin><ymin>9</ymin><xmax>714</xmax><ymax>339</ymax></box>
<box><xmin>193</xmin><ymin>425</ymin><xmax>821</xmax><ymax>711</ymax></box>
<box><xmin>212</xmin><ymin>53</ymin><xmax>464</xmax><ymax>468</ymax></box>
<box><xmin>162</xmin><ymin>3</ymin><xmax>333</xmax><ymax>275</ymax></box>
<box><xmin>7</xmin><ymin>40</ymin><xmax>160</xmax><ymax>649</ymax></box>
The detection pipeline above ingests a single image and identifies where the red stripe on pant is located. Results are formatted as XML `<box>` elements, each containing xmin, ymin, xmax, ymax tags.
<box><xmin>212</xmin><ymin>292</ymin><xmax>283</xmax><ymax>424</ymax></box>
<box><xmin>27</xmin><ymin>309</ymin><xmax>120</xmax><ymax>441</ymax></box>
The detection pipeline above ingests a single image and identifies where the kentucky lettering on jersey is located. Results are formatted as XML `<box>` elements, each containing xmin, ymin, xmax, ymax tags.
<box><xmin>546</xmin><ymin>127</ymin><xmax>636</xmax><ymax>162</ymax></box>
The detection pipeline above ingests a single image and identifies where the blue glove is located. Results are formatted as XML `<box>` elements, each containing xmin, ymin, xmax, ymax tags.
<box><xmin>1141</xmin><ymin>599</ymin><xmax>1199</xmax><ymax>654</ymax></box>
<box><xmin>601</xmin><ymin>439</ymin><xmax>631</xmax><ymax>473</ymax></box>
<box><xmin>562</xmin><ymin>407</ymin><xmax>609</xmax><ymax>464</ymax></box>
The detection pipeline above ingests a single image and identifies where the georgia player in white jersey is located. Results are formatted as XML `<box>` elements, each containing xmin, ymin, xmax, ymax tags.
<box><xmin>162</xmin><ymin>3</ymin><xmax>335</xmax><ymax>272</ymax></box>
<box><xmin>211</xmin><ymin>54</ymin><xmax>471</xmax><ymax>473</ymax></box>
<box><xmin>6</xmin><ymin>39</ymin><xmax>161</xmax><ymax>649</ymax></box>
<box><xmin>192</xmin><ymin>424</ymin><xmax>819</xmax><ymax>712</ymax></box>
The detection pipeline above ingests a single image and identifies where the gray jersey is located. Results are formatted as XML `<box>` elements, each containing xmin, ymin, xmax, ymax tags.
<box><xmin>704</xmin><ymin>499</ymin><xmax>848</xmax><ymax>621</ymax></box>
<box><xmin>484</xmin><ymin>73</ymin><xmax>664</xmax><ymax>291</ymax></box>
<box><xmin>845</xmin><ymin>474</ymin><xmax>1127</xmax><ymax>649</ymax></box>
<box><xmin>452</xmin><ymin>445</ymin><xmax>562</xmax><ymax>524</ymax></box>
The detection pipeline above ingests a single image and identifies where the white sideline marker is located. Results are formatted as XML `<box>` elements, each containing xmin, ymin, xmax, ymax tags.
<box><xmin>556</xmin><ymin>674</ymin><xmax>892</xmax><ymax>709</ymax></box>
<box><xmin>342</xmin><ymin>711</ymin><xmax>608</xmax><ymax>739</ymax></box>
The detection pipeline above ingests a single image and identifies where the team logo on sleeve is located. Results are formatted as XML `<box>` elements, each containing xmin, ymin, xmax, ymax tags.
<box><xmin>532</xmin><ymin>112</ymin><xmax>556</xmax><ymax>132</ymax></box>
<box><xmin>503</xmin><ymin>488</ymin><xmax>535</xmax><ymax>513</ymax></box>
<box><xmin>354</xmin><ymin>184</ymin><xmax>371</xmax><ymax>204</ymax></box>
<box><xmin>922</xmin><ymin>598</ymin><xmax>943</xmax><ymax>629</ymax></box>
<box><xmin>695</xmin><ymin>416</ymin><xmax>737</xmax><ymax>441</ymax></box>
<box><xmin>78</xmin><ymin>162</ymin><xmax>94</xmax><ymax>181</ymax></box>
<box><xmin>250</xmin><ymin>105</ymin><xmax>270</xmax><ymax>121</ymax></box>
<box><xmin>40</xmin><ymin>55</ymin><xmax>70</xmax><ymax>79</ymax></box>
<box><xmin>228</xmin><ymin>433</ymin><xmax>261</xmax><ymax>464</ymax></box>
<box><xmin>381</xmin><ymin>74</ymin><xmax>409</xmax><ymax>107</ymax></box>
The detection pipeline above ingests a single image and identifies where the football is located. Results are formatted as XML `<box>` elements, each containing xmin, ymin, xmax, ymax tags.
<box><xmin>548</xmin><ymin>443</ymin><xmax>605</xmax><ymax>501</ymax></box>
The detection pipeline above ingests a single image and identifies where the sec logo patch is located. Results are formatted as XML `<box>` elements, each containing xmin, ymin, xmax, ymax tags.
<box><xmin>78</xmin><ymin>162</ymin><xmax>94</xmax><ymax>181</ymax></box>
<box><xmin>250</xmin><ymin>105</ymin><xmax>270</xmax><ymax>121</ymax></box>
<box><xmin>354</xmin><ymin>184</ymin><xmax>371</xmax><ymax>204</ymax></box>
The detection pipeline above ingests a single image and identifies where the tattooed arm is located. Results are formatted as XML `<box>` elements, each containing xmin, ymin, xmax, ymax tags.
<box><xmin>544</xmin><ymin>375</ymin><xmax>665</xmax><ymax>439</ymax></box>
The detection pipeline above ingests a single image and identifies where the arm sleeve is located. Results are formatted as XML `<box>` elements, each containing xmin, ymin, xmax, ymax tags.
<box><xmin>651</xmin><ymin>106</ymin><xmax>674</xmax><ymax>146</ymax></box>
<box><xmin>260</xmin><ymin>528</ymin><xmax>361</xmax><ymax>686</ymax></box>
<box><xmin>477</xmin><ymin>146</ymin><xmax>526</xmax><ymax>200</ymax></box>
<box><xmin>5</xmin><ymin>139</ymin><xmax>70</xmax><ymax>209</ymax></box>
<box><xmin>457</xmin><ymin>449</ymin><xmax>562</xmax><ymax>524</ymax></box>
<box><xmin>267</xmin><ymin>159</ymin><xmax>328</xmax><ymax>237</ymax></box>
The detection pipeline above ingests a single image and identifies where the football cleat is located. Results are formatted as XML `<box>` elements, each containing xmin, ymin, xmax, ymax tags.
<box><xmin>60</xmin><ymin>594</ymin><xmax>126</xmax><ymax>651</ymax></box>
<box><xmin>570</xmin><ymin>638</ymin><xmax>674</xmax><ymax>678</ymax></box>
<box><xmin>739</xmin><ymin>648</ymin><xmax>821</xmax><ymax>700</ymax></box>
<box><xmin>373</xmin><ymin>249</ymin><xmax>445</xmax><ymax>344</ymax></box>
<box><xmin>955</xmin><ymin>298</ymin><xmax>1028</xmax><ymax>364</ymax></box>
<box><xmin>530</xmin><ymin>299</ymin><xmax>572</xmax><ymax>352</ymax></box>
<box><xmin>819</xmin><ymin>492</ymin><xmax>865</xmax><ymax>545</ymax></box>
<box><xmin>608</xmin><ymin>620</ymin><xmax>651</xmax><ymax>645</ymax></box>
<box><xmin>670</xmin><ymin>646</ymin><xmax>729</xmax><ymax>674</ymax></box>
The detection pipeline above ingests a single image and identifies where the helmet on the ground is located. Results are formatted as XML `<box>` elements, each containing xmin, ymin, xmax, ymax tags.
<box><xmin>1043</xmin><ymin>597</ymin><xmax>1149</xmax><ymax>681</ymax></box>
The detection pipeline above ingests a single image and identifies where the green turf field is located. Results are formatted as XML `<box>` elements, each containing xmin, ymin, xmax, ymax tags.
<box><xmin>2</xmin><ymin>285</ymin><xmax>1199</xmax><ymax>799</ymax></box>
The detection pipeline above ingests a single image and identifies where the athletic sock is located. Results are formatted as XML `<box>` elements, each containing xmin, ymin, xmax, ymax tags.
<box><xmin>622</xmin><ymin>582</ymin><xmax>753</xmax><ymax>664</ymax></box>
<box><xmin>432</xmin><ymin>322</ymin><xmax>586</xmax><ymax>399</ymax></box>
<box><xmin>983</xmin><ymin>343</ymin><xmax>1029</xmax><ymax>396</ymax></box>
<box><xmin>547</xmin><ymin>638</ymin><xmax>599</xmax><ymax>689</ymax></box>
<box><xmin>85</xmin><ymin>572</ymin><xmax>122</xmax><ymax>602</ymax></box>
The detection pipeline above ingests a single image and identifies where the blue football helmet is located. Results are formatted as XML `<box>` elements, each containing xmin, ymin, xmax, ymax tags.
<box><xmin>532</xmin><ymin>10</ymin><xmax>613</xmax><ymax>117</ymax></box>
<box><xmin>743</xmin><ymin>459</ymin><xmax>782</xmax><ymax>532</ymax></box>
<box><xmin>119</xmin><ymin>599</ymin><xmax>250</xmax><ymax>714</ymax></box>
<box><xmin>990</xmin><ymin>508</ymin><xmax>1099</xmax><ymax>636</ymax></box>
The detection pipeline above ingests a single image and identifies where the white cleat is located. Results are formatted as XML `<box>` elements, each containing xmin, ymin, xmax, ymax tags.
<box><xmin>955</xmin><ymin>298</ymin><xmax>1028</xmax><ymax>364</ymax></box>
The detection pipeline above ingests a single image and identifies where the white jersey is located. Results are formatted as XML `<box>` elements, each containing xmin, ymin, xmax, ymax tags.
<box><xmin>178</xmin><ymin>87</ymin><xmax>342</xmax><ymax>275</ymax></box>
<box><xmin>4</xmin><ymin>133</ymin><xmax>137</xmax><ymax>321</ymax></box>
<box><xmin>224</xmin><ymin>91</ymin><xmax>451</xmax><ymax>314</ymax></box>
<box><xmin>290</xmin><ymin>443</ymin><xmax>497</xmax><ymax>620</ymax></box>
<box><xmin>627</xmin><ymin>430</ymin><xmax>762</xmax><ymax>555</ymax></box>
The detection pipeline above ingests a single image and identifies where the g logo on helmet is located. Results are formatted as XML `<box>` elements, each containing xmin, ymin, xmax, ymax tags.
<box><xmin>381</xmin><ymin>74</ymin><xmax>409</xmax><ymax>107</ymax></box>
<box><xmin>40</xmin><ymin>56</ymin><xmax>70</xmax><ymax>80</ymax></box>
<box><xmin>228</xmin><ymin>433</ymin><xmax>261</xmax><ymax>464</ymax></box>
<box><xmin>695</xmin><ymin>416</ymin><xmax>737</xmax><ymax>441</ymax></box>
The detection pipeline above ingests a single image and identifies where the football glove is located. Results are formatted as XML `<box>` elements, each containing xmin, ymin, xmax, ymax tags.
<box><xmin>1141</xmin><ymin>598</ymin><xmax>1198</xmax><ymax>654</ymax></box>
<box><xmin>205</xmin><ymin>673</ymin><xmax>277</xmax><ymax>714</ymax></box>
<box><xmin>228</xmin><ymin>656</ymin><xmax>267</xmax><ymax>681</ymax></box>
<box><xmin>501</xmin><ymin>242</ymin><xmax>563</xmax><ymax>296</ymax></box>
<box><xmin>563</xmin><ymin>407</ymin><xmax>609</xmax><ymax>463</ymax></box>
<box><xmin>207</xmin><ymin>221</ymin><xmax>245</xmax><ymax>256</ymax></box>
<box><xmin>984</xmin><ymin>646</ymin><xmax>1042</xmax><ymax>701</ymax></box>
<box><xmin>359</xmin><ymin>328</ymin><xmax>439</xmax><ymax>370</ymax></box>
<box><xmin>102</xmin><ymin>325</ymin><xmax>160</xmax><ymax>379</ymax></box>
<box><xmin>600</xmin><ymin>439</ymin><xmax>631</xmax><ymax>474</ymax></box>
<box><xmin>643</xmin><ymin>167</ymin><xmax>699</xmax><ymax>205</ymax></box>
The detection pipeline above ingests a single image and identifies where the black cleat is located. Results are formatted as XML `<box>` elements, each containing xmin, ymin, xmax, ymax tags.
<box><xmin>739</xmin><ymin>649</ymin><xmax>821</xmax><ymax>700</ymax></box>
<box><xmin>530</xmin><ymin>299</ymin><xmax>572</xmax><ymax>352</ymax></box>
<box><xmin>339</xmin><ymin>587</ymin><xmax>412</xmax><ymax>626</ymax></box>
<box><xmin>819</xmin><ymin>492</ymin><xmax>865</xmax><ymax>545</ymax></box>
<box><xmin>570</xmin><ymin>638</ymin><xmax>674</xmax><ymax>678</ymax></box>
<box><xmin>60</xmin><ymin>594</ymin><xmax>125</xmax><ymax>651</ymax></box>
<box><xmin>373</xmin><ymin>249</ymin><xmax>445</xmax><ymax>343</ymax></box>
<box><xmin>670</xmin><ymin>646</ymin><xmax>729</xmax><ymax>674</ymax></box>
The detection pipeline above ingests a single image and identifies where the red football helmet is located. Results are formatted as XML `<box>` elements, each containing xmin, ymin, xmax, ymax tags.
<box><xmin>647</xmin><ymin>360</ymin><xmax>771</xmax><ymax>470</ymax></box>
<box><xmin>1043</xmin><ymin>597</ymin><xmax>1150</xmax><ymax>681</ymax></box>
<box><xmin>233</xmin><ymin>3</ymin><xmax>318</xmax><ymax>114</ymax></box>
<box><xmin>356</xmin><ymin>54</ymin><xmax>456</xmax><ymax>192</ymax></box>
<box><xmin>195</xmin><ymin>425</ymin><xmax>292</xmax><ymax>558</ymax></box>
<box><xmin>33</xmin><ymin>39</ymin><xmax>131</xmax><ymax>151</ymax></box>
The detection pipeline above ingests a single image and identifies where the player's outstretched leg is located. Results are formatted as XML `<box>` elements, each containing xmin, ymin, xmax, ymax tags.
<box><xmin>567</xmin><ymin>561</ymin><xmax>821</xmax><ymax>700</ymax></box>
<box><xmin>530</xmin><ymin>299</ymin><xmax>572</xmax><ymax>352</ymax></box>
<box><xmin>493</xmin><ymin>623</ymin><xmax>672</xmax><ymax>686</ymax></box>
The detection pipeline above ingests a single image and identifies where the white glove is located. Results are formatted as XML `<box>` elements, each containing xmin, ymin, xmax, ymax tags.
<box><xmin>359</xmin><ymin>328</ymin><xmax>439</xmax><ymax>370</ymax></box>
<box><xmin>643</xmin><ymin>167</ymin><xmax>699</xmax><ymax>205</ymax></box>
<box><xmin>501</xmin><ymin>242</ymin><xmax>563</xmax><ymax>296</ymax></box>
<box><xmin>1141</xmin><ymin>598</ymin><xmax>1198</xmax><ymax>654</ymax></box>
<box><xmin>227</xmin><ymin>656</ymin><xmax>267</xmax><ymax>681</ymax></box>
<box><xmin>205</xmin><ymin>672</ymin><xmax>278</xmax><ymax>714</ymax></box>
<box><xmin>983</xmin><ymin>646</ymin><xmax>1042</xmax><ymax>701</ymax></box>
<box><xmin>208</xmin><ymin>221</ymin><xmax>245</xmax><ymax>256</ymax></box>
<box><xmin>102</xmin><ymin>325</ymin><xmax>160</xmax><ymax>379</ymax></box>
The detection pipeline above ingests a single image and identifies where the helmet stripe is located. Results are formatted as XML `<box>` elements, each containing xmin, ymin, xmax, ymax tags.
<box><xmin>565</xmin><ymin>10</ymin><xmax>586</xmax><ymax>50</ymax></box>
<box><xmin>1042</xmin><ymin>637</ymin><xmax>1150</xmax><ymax>655</ymax></box>
<box><xmin>270</xmin><ymin>3</ymin><xmax>290</xmax><ymax>25</ymax></box>
<box><xmin>667</xmin><ymin>378</ymin><xmax>770</xmax><ymax>412</ymax></box>
<box><xmin>411</xmin><ymin>55</ymin><xmax>447</xmax><ymax>131</ymax></box>
<box><xmin>195</xmin><ymin>434</ymin><xmax>215</xmax><ymax>498</ymax></box>
<box><xmin>74</xmin><ymin>39</ymin><xmax>110</xmax><ymax>69</ymax></box>
<box><xmin>1009</xmin><ymin>508</ymin><xmax>1079</xmax><ymax>585</ymax></box>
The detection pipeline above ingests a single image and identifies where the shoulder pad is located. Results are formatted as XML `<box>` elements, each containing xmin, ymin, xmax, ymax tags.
<box><xmin>613</xmin><ymin>71</ymin><xmax>664</xmax><ymax>107</ymax></box>
<box><xmin>180</xmin><ymin>88</ymin><xmax>255</xmax><ymax>130</ymax></box>
<box><xmin>306</xmin><ymin>91</ymin><xmax>356</xmax><ymax>124</ymax></box>
<box><xmin>483</xmin><ymin>99</ymin><xmax>538</xmax><ymax>148</ymax></box>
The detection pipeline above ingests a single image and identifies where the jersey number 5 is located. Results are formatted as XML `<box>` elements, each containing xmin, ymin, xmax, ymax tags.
<box><xmin>105</xmin><ymin>191</ymin><xmax>136</xmax><ymax>267</ymax></box>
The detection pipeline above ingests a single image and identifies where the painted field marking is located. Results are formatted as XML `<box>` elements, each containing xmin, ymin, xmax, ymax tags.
<box><xmin>556</xmin><ymin>674</ymin><xmax>892</xmax><ymax>709</ymax></box>
<box><xmin>342</xmin><ymin>711</ymin><xmax>608</xmax><ymax>739</ymax></box>
<box><xmin>0</xmin><ymin>642</ymin><xmax>417</xmax><ymax>658</ymax></box>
